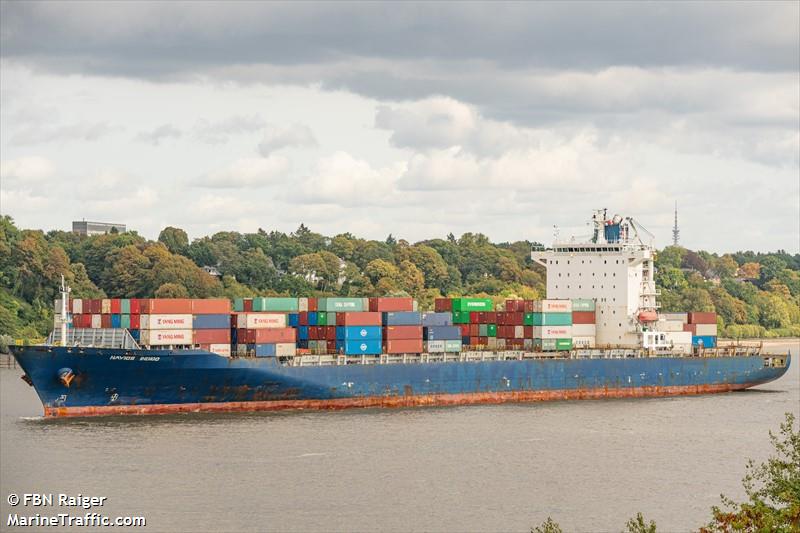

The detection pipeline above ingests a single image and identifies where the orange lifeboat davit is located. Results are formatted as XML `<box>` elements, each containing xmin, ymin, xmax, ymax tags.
<box><xmin>638</xmin><ymin>310</ymin><xmax>658</xmax><ymax>322</ymax></box>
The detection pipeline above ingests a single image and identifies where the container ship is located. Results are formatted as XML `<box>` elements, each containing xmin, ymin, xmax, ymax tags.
<box><xmin>10</xmin><ymin>210</ymin><xmax>791</xmax><ymax>417</ymax></box>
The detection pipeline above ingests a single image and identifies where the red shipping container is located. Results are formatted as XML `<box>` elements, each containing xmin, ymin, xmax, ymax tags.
<box><xmin>336</xmin><ymin>312</ymin><xmax>382</xmax><ymax>326</ymax></box>
<box><xmin>486</xmin><ymin>312</ymin><xmax>497</xmax><ymax>324</ymax></box>
<box><xmin>307</xmin><ymin>298</ymin><xmax>318</xmax><ymax>312</ymax></box>
<box><xmin>192</xmin><ymin>299</ymin><xmax>231</xmax><ymax>314</ymax></box>
<box><xmin>510</xmin><ymin>339</ymin><xmax>525</xmax><ymax>349</ymax></box>
<box><xmin>193</xmin><ymin>329</ymin><xmax>231</xmax><ymax>344</ymax></box>
<box><xmin>137</xmin><ymin>299</ymin><xmax>149</xmax><ymax>315</ymax></box>
<box><xmin>524</xmin><ymin>326</ymin><xmax>533</xmax><ymax>338</ymax></box>
<box><xmin>311</xmin><ymin>326</ymin><xmax>321</xmax><ymax>340</ymax></box>
<box><xmin>101</xmin><ymin>314</ymin><xmax>111</xmax><ymax>328</ymax></box>
<box><xmin>683</xmin><ymin>324</ymin><xmax>697</xmax><ymax>335</ymax></box>
<box><xmin>130</xmin><ymin>299</ymin><xmax>140</xmax><ymax>314</ymax></box>
<box><xmin>479</xmin><ymin>336</ymin><xmax>488</xmax><ymax>345</ymax></box>
<box><xmin>110</xmin><ymin>299</ymin><xmax>121</xmax><ymax>314</ymax></box>
<box><xmin>71</xmin><ymin>315</ymin><xmax>80</xmax><ymax>328</ymax></box>
<box><xmin>688</xmin><ymin>312</ymin><xmax>716</xmax><ymax>324</ymax></box>
<box><xmin>497</xmin><ymin>313</ymin><xmax>506</xmax><ymax>325</ymax></box>
<box><xmin>434</xmin><ymin>298</ymin><xmax>452</xmax><ymax>312</ymax></box>
<box><xmin>325</xmin><ymin>326</ymin><xmax>336</xmax><ymax>341</ymax></box>
<box><xmin>572</xmin><ymin>311</ymin><xmax>596</xmax><ymax>324</ymax></box>
<box><xmin>469</xmin><ymin>324</ymin><xmax>480</xmax><ymax>336</ymax></box>
<box><xmin>369</xmin><ymin>297</ymin><xmax>414</xmax><ymax>312</ymax></box>
<box><xmin>469</xmin><ymin>312</ymin><xmax>480</xmax><ymax>323</ymax></box>
<box><xmin>459</xmin><ymin>324</ymin><xmax>470</xmax><ymax>336</ymax></box>
<box><xmin>251</xmin><ymin>328</ymin><xmax>296</xmax><ymax>343</ymax></box>
<box><xmin>383</xmin><ymin>339</ymin><xmax>423</xmax><ymax>354</ymax></box>
<box><xmin>244</xmin><ymin>299</ymin><xmax>253</xmax><ymax>312</ymax></box>
<box><xmin>523</xmin><ymin>300</ymin><xmax>535</xmax><ymax>312</ymax></box>
<box><xmin>299</xmin><ymin>311</ymin><xmax>309</xmax><ymax>326</ymax></box>
<box><xmin>130</xmin><ymin>314</ymin><xmax>141</xmax><ymax>329</ymax></box>
<box><xmin>384</xmin><ymin>325</ymin><xmax>423</xmax><ymax>339</ymax></box>
<box><xmin>146</xmin><ymin>299</ymin><xmax>193</xmax><ymax>314</ymax></box>
<box><xmin>326</xmin><ymin>340</ymin><xmax>336</xmax><ymax>353</ymax></box>
<box><xmin>505</xmin><ymin>299</ymin><xmax>522</xmax><ymax>312</ymax></box>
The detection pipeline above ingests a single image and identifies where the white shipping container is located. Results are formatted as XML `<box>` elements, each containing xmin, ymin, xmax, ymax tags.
<box><xmin>572</xmin><ymin>324</ymin><xmax>596</xmax><ymax>337</ymax></box>
<box><xmin>665</xmin><ymin>331</ymin><xmax>692</xmax><ymax>346</ymax></box>
<box><xmin>672</xmin><ymin>343</ymin><xmax>692</xmax><ymax>355</ymax></box>
<box><xmin>532</xmin><ymin>325</ymin><xmax>573</xmax><ymax>339</ymax></box>
<box><xmin>695</xmin><ymin>323</ymin><xmax>718</xmax><ymax>336</ymax></box>
<box><xmin>426</xmin><ymin>340</ymin><xmax>446</xmax><ymax>353</ymax></box>
<box><xmin>514</xmin><ymin>325</ymin><xmax>525</xmax><ymax>338</ymax></box>
<box><xmin>275</xmin><ymin>343</ymin><xmax>296</xmax><ymax>357</ymax></box>
<box><xmin>533</xmin><ymin>299</ymin><xmax>573</xmax><ymax>313</ymax></box>
<box><xmin>209</xmin><ymin>343</ymin><xmax>231</xmax><ymax>357</ymax></box>
<box><xmin>298</xmin><ymin>298</ymin><xmax>309</xmax><ymax>312</ymax></box>
<box><xmin>141</xmin><ymin>329</ymin><xmax>193</xmax><ymax>346</ymax></box>
<box><xmin>91</xmin><ymin>314</ymin><xmax>102</xmax><ymax>328</ymax></box>
<box><xmin>487</xmin><ymin>337</ymin><xmax>498</xmax><ymax>349</ymax></box>
<box><xmin>73</xmin><ymin>299</ymin><xmax>83</xmax><ymax>314</ymax></box>
<box><xmin>572</xmin><ymin>336</ymin><xmax>595</xmax><ymax>348</ymax></box>
<box><xmin>661</xmin><ymin>312</ymin><xmax>688</xmax><ymax>324</ymax></box>
<box><xmin>141</xmin><ymin>313</ymin><xmax>193</xmax><ymax>330</ymax></box>
<box><xmin>236</xmin><ymin>313</ymin><xmax>287</xmax><ymax>329</ymax></box>
<box><xmin>657</xmin><ymin>319</ymin><xmax>685</xmax><ymax>332</ymax></box>
<box><xmin>101</xmin><ymin>299</ymin><xmax>111</xmax><ymax>314</ymax></box>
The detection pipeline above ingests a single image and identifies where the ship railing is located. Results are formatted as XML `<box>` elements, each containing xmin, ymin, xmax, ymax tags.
<box><xmin>46</xmin><ymin>328</ymin><xmax>140</xmax><ymax>350</ymax></box>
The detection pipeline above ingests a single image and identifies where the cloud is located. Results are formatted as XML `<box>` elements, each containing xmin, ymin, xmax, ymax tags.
<box><xmin>257</xmin><ymin>124</ymin><xmax>317</xmax><ymax>155</ymax></box>
<box><xmin>10</xmin><ymin>121</ymin><xmax>117</xmax><ymax>145</ymax></box>
<box><xmin>195</xmin><ymin>156</ymin><xmax>289</xmax><ymax>188</ymax></box>
<box><xmin>135</xmin><ymin>124</ymin><xmax>182</xmax><ymax>145</ymax></box>
<box><xmin>293</xmin><ymin>151</ymin><xmax>405</xmax><ymax>206</ymax></box>
<box><xmin>0</xmin><ymin>156</ymin><xmax>55</xmax><ymax>186</ymax></box>
<box><xmin>194</xmin><ymin>114</ymin><xmax>266</xmax><ymax>144</ymax></box>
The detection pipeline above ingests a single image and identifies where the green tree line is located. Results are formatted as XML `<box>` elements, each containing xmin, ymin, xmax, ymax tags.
<box><xmin>1</xmin><ymin>215</ymin><xmax>798</xmax><ymax>341</ymax></box>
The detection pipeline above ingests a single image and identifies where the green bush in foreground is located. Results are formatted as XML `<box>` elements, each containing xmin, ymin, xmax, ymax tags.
<box><xmin>533</xmin><ymin>413</ymin><xmax>799</xmax><ymax>533</ymax></box>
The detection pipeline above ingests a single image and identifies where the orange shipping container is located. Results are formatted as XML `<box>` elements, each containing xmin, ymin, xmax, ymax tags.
<box><xmin>572</xmin><ymin>311</ymin><xmax>596</xmax><ymax>324</ymax></box>
<box><xmin>383</xmin><ymin>339</ymin><xmax>423</xmax><ymax>354</ymax></box>
<box><xmin>336</xmin><ymin>312</ymin><xmax>382</xmax><ymax>326</ymax></box>
<box><xmin>250</xmin><ymin>328</ymin><xmax>296</xmax><ymax>344</ymax></box>
<box><xmin>193</xmin><ymin>329</ymin><xmax>231</xmax><ymax>344</ymax></box>
<box><xmin>369</xmin><ymin>297</ymin><xmax>414</xmax><ymax>312</ymax></box>
<box><xmin>144</xmin><ymin>299</ymin><xmax>193</xmax><ymax>314</ymax></box>
<box><xmin>383</xmin><ymin>325</ymin><xmax>423</xmax><ymax>340</ymax></box>
<box><xmin>688</xmin><ymin>312</ymin><xmax>716</xmax><ymax>324</ymax></box>
<box><xmin>192</xmin><ymin>299</ymin><xmax>231</xmax><ymax>314</ymax></box>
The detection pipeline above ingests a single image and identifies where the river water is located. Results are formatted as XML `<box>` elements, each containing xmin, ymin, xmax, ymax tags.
<box><xmin>1</xmin><ymin>341</ymin><xmax>798</xmax><ymax>533</ymax></box>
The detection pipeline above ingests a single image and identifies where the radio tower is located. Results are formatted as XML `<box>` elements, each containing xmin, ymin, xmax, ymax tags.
<box><xmin>672</xmin><ymin>201</ymin><xmax>680</xmax><ymax>246</ymax></box>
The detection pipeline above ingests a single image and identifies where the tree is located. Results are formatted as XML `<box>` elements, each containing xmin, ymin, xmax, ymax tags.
<box><xmin>760</xmin><ymin>256</ymin><xmax>788</xmax><ymax>286</ymax></box>
<box><xmin>682</xmin><ymin>250</ymin><xmax>709</xmax><ymax>276</ymax></box>
<box><xmin>625</xmin><ymin>513</ymin><xmax>657</xmax><ymax>533</ymax></box>
<box><xmin>656</xmin><ymin>267</ymin><xmax>688</xmax><ymax>291</ymax></box>
<box><xmin>154</xmin><ymin>282</ymin><xmax>189</xmax><ymax>298</ymax></box>
<box><xmin>657</xmin><ymin>246</ymin><xmax>686</xmax><ymax>269</ymax></box>
<box><xmin>398</xmin><ymin>260</ymin><xmax>425</xmax><ymax>296</ymax></box>
<box><xmin>740</xmin><ymin>262</ymin><xmax>761</xmax><ymax>279</ymax></box>
<box><xmin>713</xmin><ymin>255</ymin><xmax>739</xmax><ymax>279</ymax></box>
<box><xmin>702</xmin><ymin>412</ymin><xmax>799</xmax><ymax>532</ymax></box>
<box><xmin>158</xmin><ymin>226</ymin><xmax>189</xmax><ymax>255</ymax></box>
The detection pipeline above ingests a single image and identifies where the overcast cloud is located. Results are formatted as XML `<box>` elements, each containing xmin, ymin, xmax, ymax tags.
<box><xmin>0</xmin><ymin>2</ymin><xmax>798</xmax><ymax>252</ymax></box>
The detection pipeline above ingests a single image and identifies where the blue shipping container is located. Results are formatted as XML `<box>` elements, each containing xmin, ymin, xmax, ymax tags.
<box><xmin>336</xmin><ymin>326</ymin><xmax>382</xmax><ymax>340</ymax></box>
<box><xmin>335</xmin><ymin>339</ymin><xmax>382</xmax><ymax>355</ymax></box>
<box><xmin>129</xmin><ymin>329</ymin><xmax>140</xmax><ymax>341</ymax></box>
<box><xmin>111</xmin><ymin>314</ymin><xmax>121</xmax><ymax>328</ymax></box>
<box><xmin>692</xmin><ymin>335</ymin><xmax>717</xmax><ymax>348</ymax></box>
<box><xmin>298</xmin><ymin>326</ymin><xmax>309</xmax><ymax>340</ymax></box>
<box><xmin>383</xmin><ymin>312</ymin><xmax>422</xmax><ymax>326</ymax></box>
<box><xmin>250</xmin><ymin>343</ymin><xmax>276</xmax><ymax>357</ymax></box>
<box><xmin>297</xmin><ymin>340</ymin><xmax>309</xmax><ymax>349</ymax></box>
<box><xmin>308</xmin><ymin>312</ymin><xmax>318</xmax><ymax>326</ymax></box>
<box><xmin>193</xmin><ymin>314</ymin><xmax>231</xmax><ymax>329</ymax></box>
<box><xmin>288</xmin><ymin>313</ymin><xmax>299</xmax><ymax>327</ymax></box>
<box><xmin>421</xmin><ymin>312</ymin><xmax>453</xmax><ymax>327</ymax></box>
<box><xmin>462</xmin><ymin>336</ymin><xmax>471</xmax><ymax>345</ymax></box>
<box><xmin>424</xmin><ymin>326</ymin><xmax>461</xmax><ymax>341</ymax></box>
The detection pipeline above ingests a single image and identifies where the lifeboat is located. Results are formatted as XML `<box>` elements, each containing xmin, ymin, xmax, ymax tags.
<box><xmin>638</xmin><ymin>310</ymin><xmax>658</xmax><ymax>322</ymax></box>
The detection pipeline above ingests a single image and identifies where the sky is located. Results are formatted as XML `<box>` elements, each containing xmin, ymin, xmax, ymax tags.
<box><xmin>0</xmin><ymin>2</ymin><xmax>798</xmax><ymax>253</ymax></box>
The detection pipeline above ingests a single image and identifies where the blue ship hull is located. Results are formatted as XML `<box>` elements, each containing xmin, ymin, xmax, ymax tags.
<box><xmin>10</xmin><ymin>346</ymin><xmax>791</xmax><ymax>417</ymax></box>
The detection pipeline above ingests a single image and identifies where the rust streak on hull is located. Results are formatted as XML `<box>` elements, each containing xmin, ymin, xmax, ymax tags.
<box><xmin>44</xmin><ymin>382</ymin><xmax>760</xmax><ymax>418</ymax></box>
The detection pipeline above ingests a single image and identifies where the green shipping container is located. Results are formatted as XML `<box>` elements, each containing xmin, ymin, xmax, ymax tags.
<box><xmin>120</xmin><ymin>314</ymin><xmax>130</xmax><ymax>329</ymax></box>
<box><xmin>233</xmin><ymin>298</ymin><xmax>245</xmax><ymax>312</ymax></box>
<box><xmin>487</xmin><ymin>324</ymin><xmax>497</xmax><ymax>337</ymax></box>
<box><xmin>120</xmin><ymin>299</ymin><xmax>130</xmax><ymax>314</ymax></box>
<box><xmin>253</xmin><ymin>297</ymin><xmax>299</xmax><ymax>312</ymax></box>
<box><xmin>328</xmin><ymin>312</ymin><xmax>336</xmax><ymax>325</ymax></box>
<box><xmin>450</xmin><ymin>298</ymin><xmax>494</xmax><ymax>312</ymax></box>
<box><xmin>478</xmin><ymin>324</ymin><xmax>488</xmax><ymax>336</ymax></box>
<box><xmin>317</xmin><ymin>311</ymin><xmax>328</xmax><ymax>326</ymax></box>
<box><xmin>444</xmin><ymin>340</ymin><xmax>462</xmax><ymax>352</ymax></box>
<box><xmin>532</xmin><ymin>312</ymin><xmax>572</xmax><ymax>326</ymax></box>
<box><xmin>318</xmin><ymin>298</ymin><xmax>365</xmax><ymax>312</ymax></box>
<box><xmin>555</xmin><ymin>338</ymin><xmax>573</xmax><ymax>351</ymax></box>
<box><xmin>571</xmin><ymin>299</ymin><xmax>596</xmax><ymax>312</ymax></box>
<box><xmin>451</xmin><ymin>311</ymin><xmax>470</xmax><ymax>324</ymax></box>
<box><xmin>523</xmin><ymin>313</ymin><xmax>534</xmax><ymax>326</ymax></box>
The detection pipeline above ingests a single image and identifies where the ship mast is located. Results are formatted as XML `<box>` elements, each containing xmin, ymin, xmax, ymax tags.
<box><xmin>60</xmin><ymin>274</ymin><xmax>71</xmax><ymax>347</ymax></box>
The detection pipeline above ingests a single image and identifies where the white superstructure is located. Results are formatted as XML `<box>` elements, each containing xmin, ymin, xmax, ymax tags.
<box><xmin>531</xmin><ymin>209</ymin><xmax>660</xmax><ymax>348</ymax></box>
